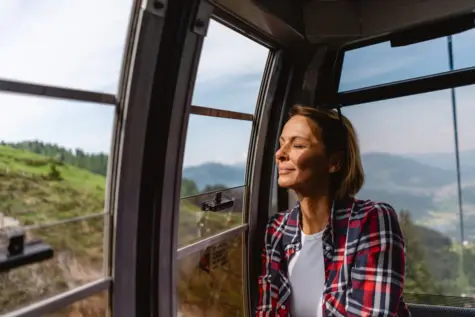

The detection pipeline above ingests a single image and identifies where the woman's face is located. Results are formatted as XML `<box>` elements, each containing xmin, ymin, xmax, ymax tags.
<box><xmin>276</xmin><ymin>115</ymin><xmax>337</xmax><ymax>193</ymax></box>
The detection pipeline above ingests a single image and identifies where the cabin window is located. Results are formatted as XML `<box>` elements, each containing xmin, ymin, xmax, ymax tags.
<box><xmin>343</xmin><ymin>85</ymin><xmax>475</xmax><ymax>307</ymax></box>
<box><xmin>177</xmin><ymin>19</ymin><xmax>269</xmax><ymax>316</ymax></box>
<box><xmin>0</xmin><ymin>0</ymin><xmax>132</xmax><ymax>315</ymax></box>
<box><xmin>0</xmin><ymin>0</ymin><xmax>132</xmax><ymax>94</ymax></box>
<box><xmin>339</xmin><ymin>28</ymin><xmax>475</xmax><ymax>92</ymax></box>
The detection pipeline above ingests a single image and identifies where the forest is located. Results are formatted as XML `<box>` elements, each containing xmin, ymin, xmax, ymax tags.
<box><xmin>1</xmin><ymin>140</ymin><xmax>475</xmax><ymax>317</ymax></box>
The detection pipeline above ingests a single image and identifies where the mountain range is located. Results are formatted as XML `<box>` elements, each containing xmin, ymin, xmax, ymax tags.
<box><xmin>183</xmin><ymin>151</ymin><xmax>475</xmax><ymax>241</ymax></box>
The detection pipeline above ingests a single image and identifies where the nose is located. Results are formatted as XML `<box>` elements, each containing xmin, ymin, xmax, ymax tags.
<box><xmin>276</xmin><ymin>144</ymin><xmax>288</xmax><ymax>162</ymax></box>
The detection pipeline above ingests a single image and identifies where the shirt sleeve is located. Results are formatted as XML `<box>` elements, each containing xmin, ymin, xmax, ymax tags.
<box><xmin>255</xmin><ymin>218</ymin><xmax>280</xmax><ymax>317</ymax></box>
<box><xmin>346</xmin><ymin>203</ymin><xmax>406</xmax><ymax>317</ymax></box>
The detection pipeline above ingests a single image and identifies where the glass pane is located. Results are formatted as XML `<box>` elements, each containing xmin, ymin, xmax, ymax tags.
<box><xmin>179</xmin><ymin>187</ymin><xmax>244</xmax><ymax>247</ymax></box>
<box><xmin>0</xmin><ymin>0</ymin><xmax>133</xmax><ymax>93</ymax></box>
<box><xmin>42</xmin><ymin>291</ymin><xmax>108</xmax><ymax>317</ymax></box>
<box><xmin>181</xmin><ymin>115</ymin><xmax>251</xmax><ymax>196</ymax></box>
<box><xmin>342</xmin><ymin>89</ymin><xmax>472</xmax><ymax>306</ymax></box>
<box><xmin>453</xmin><ymin>29</ymin><xmax>475</xmax><ymax>70</ymax></box>
<box><xmin>177</xmin><ymin>234</ymin><xmax>244</xmax><ymax>317</ymax></box>
<box><xmin>192</xmin><ymin>20</ymin><xmax>269</xmax><ymax>114</ymax></box>
<box><xmin>456</xmin><ymin>85</ymin><xmax>475</xmax><ymax>304</ymax></box>
<box><xmin>339</xmin><ymin>38</ymin><xmax>449</xmax><ymax>91</ymax></box>
<box><xmin>0</xmin><ymin>94</ymin><xmax>113</xmax><ymax>227</ymax></box>
<box><xmin>0</xmin><ymin>216</ymin><xmax>105</xmax><ymax>314</ymax></box>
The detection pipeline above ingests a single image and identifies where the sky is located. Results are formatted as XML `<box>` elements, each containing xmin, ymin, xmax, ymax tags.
<box><xmin>1</xmin><ymin>1</ymin><xmax>475</xmax><ymax>168</ymax></box>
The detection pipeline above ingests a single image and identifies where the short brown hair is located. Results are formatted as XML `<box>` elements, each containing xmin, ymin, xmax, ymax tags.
<box><xmin>288</xmin><ymin>105</ymin><xmax>365</xmax><ymax>199</ymax></box>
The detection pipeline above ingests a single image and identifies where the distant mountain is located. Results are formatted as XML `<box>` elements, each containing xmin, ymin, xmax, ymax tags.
<box><xmin>183</xmin><ymin>151</ymin><xmax>475</xmax><ymax>241</ymax></box>
<box><xmin>183</xmin><ymin>162</ymin><xmax>245</xmax><ymax>190</ymax></box>
<box><xmin>183</xmin><ymin>152</ymin><xmax>461</xmax><ymax>191</ymax></box>
<box><xmin>362</xmin><ymin>152</ymin><xmax>457</xmax><ymax>189</ymax></box>
<box><xmin>404</xmin><ymin>149</ymin><xmax>475</xmax><ymax>174</ymax></box>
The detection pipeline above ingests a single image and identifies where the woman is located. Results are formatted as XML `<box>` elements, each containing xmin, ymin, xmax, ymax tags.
<box><xmin>255</xmin><ymin>105</ymin><xmax>410</xmax><ymax>317</ymax></box>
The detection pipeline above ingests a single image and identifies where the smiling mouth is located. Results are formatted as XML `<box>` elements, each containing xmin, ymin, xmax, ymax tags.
<box><xmin>278</xmin><ymin>169</ymin><xmax>294</xmax><ymax>174</ymax></box>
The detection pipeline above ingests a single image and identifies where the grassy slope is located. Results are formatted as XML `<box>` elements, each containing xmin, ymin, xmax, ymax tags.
<box><xmin>0</xmin><ymin>146</ymin><xmax>107</xmax><ymax>314</ymax></box>
<box><xmin>0</xmin><ymin>145</ymin><xmax>244</xmax><ymax>316</ymax></box>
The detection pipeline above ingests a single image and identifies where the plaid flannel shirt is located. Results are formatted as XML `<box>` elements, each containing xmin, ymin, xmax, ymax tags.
<box><xmin>255</xmin><ymin>197</ymin><xmax>411</xmax><ymax>317</ymax></box>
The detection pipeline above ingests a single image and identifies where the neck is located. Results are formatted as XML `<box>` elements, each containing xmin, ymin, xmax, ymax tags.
<box><xmin>296</xmin><ymin>192</ymin><xmax>332</xmax><ymax>235</ymax></box>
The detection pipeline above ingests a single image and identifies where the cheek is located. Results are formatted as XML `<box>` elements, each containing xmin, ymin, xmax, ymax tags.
<box><xmin>294</xmin><ymin>150</ymin><xmax>327</xmax><ymax>179</ymax></box>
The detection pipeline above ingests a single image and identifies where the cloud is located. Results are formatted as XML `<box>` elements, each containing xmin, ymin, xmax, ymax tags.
<box><xmin>2</xmin><ymin>2</ymin><xmax>474</xmax><ymax>166</ymax></box>
<box><xmin>0</xmin><ymin>0</ymin><xmax>131</xmax><ymax>153</ymax></box>
<box><xmin>0</xmin><ymin>0</ymin><xmax>131</xmax><ymax>92</ymax></box>
<box><xmin>0</xmin><ymin>2</ymin><xmax>269</xmax><ymax>160</ymax></box>
<box><xmin>194</xmin><ymin>20</ymin><xmax>269</xmax><ymax>85</ymax></box>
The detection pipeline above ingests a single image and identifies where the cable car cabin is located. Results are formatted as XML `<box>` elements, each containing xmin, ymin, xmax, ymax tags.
<box><xmin>2</xmin><ymin>0</ymin><xmax>475</xmax><ymax>316</ymax></box>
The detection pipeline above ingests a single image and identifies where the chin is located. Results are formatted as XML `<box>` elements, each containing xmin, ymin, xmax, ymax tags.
<box><xmin>277</xmin><ymin>175</ymin><xmax>295</xmax><ymax>189</ymax></box>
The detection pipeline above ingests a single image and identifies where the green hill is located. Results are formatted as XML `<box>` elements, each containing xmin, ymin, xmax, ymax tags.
<box><xmin>0</xmin><ymin>145</ymin><xmax>106</xmax><ymax>314</ymax></box>
<box><xmin>0</xmin><ymin>144</ymin><xmax>241</xmax><ymax>315</ymax></box>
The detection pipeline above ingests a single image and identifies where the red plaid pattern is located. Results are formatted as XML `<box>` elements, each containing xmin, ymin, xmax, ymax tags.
<box><xmin>255</xmin><ymin>198</ymin><xmax>411</xmax><ymax>317</ymax></box>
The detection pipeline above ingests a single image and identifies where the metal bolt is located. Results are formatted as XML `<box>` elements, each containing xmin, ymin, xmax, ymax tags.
<box><xmin>153</xmin><ymin>0</ymin><xmax>164</xmax><ymax>10</ymax></box>
<box><xmin>195</xmin><ymin>19</ymin><xmax>205</xmax><ymax>28</ymax></box>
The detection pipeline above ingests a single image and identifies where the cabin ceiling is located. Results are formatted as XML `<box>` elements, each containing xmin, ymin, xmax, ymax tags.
<box><xmin>212</xmin><ymin>0</ymin><xmax>475</xmax><ymax>46</ymax></box>
<box><xmin>304</xmin><ymin>0</ymin><xmax>475</xmax><ymax>43</ymax></box>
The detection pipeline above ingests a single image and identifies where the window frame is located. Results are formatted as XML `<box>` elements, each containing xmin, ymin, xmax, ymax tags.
<box><xmin>333</xmin><ymin>9</ymin><xmax>475</xmax><ymax>106</ymax></box>
<box><xmin>173</xmin><ymin>12</ymin><xmax>282</xmax><ymax>317</ymax></box>
<box><xmin>327</xmin><ymin>16</ymin><xmax>475</xmax><ymax>311</ymax></box>
<box><xmin>111</xmin><ymin>2</ymin><xmax>280</xmax><ymax>317</ymax></box>
<box><xmin>0</xmin><ymin>1</ymin><xmax>139</xmax><ymax>317</ymax></box>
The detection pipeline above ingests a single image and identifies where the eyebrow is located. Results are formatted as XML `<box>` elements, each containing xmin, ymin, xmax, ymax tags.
<box><xmin>279</xmin><ymin>135</ymin><xmax>309</xmax><ymax>142</ymax></box>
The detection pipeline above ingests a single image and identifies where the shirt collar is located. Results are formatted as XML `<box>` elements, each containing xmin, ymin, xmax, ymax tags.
<box><xmin>288</xmin><ymin>197</ymin><xmax>354</xmax><ymax>247</ymax></box>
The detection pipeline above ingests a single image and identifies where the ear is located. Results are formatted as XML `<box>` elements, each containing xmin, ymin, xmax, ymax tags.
<box><xmin>328</xmin><ymin>151</ymin><xmax>343</xmax><ymax>174</ymax></box>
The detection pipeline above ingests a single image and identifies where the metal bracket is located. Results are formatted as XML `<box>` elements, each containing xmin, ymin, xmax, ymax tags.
<box><xmin>0</xmin><ymin>227</ymin><xmax>54</xmax><ymax>272</ymax></box>
<box><xmin>143</xmin><ymin>0</ymin><xmax>168</xmax><ymax>17</ymax></box>
<box><xmin>193</xmin><ymin>0</ymin><xmax>213</xmax><ymax>37</ymax></box>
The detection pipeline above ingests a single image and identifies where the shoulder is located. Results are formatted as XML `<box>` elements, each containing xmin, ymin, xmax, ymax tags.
<box><xmin>351</xmin><ymin>198</ymin><xmax>402</xmax><ymax>232</ymax></box>
<box><xmin>351</xmin><ymin>199</ymin><xmax>405</xmax><ymax>249</ymax></box>
<box><xmin>266</xmin><ymin>203</ymin><xmax>298</xmax><ymax>227</ymax></box>
<box><xmin>264</xmin><ymin>204</ymin><xmax>297</xmax><ymax>241</ymax></box>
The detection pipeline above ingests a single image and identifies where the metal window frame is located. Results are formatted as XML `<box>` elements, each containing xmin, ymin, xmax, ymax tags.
<box><xmin>0</xmin><ymin>1</ymin><xmax>141</xmax><ymax>316</ymax></box>
<box><xmin>191</xmin><ymin>105</ymin><xmax>254</xmax><ymax>121</ymax></box>
<box><xmin>0</xmin><ymin>78</ymin><xmax>116</xmax><ymax>105</ymax></box>
<box><xmin>111</xmin><ymin>2</ymin><xmax>169</xmax><ymax>317</ymax></box>
<box><xmin>335</xmin><ymin>66</ymin><xmax>475</xmax><ymax>107</ymax></box>
<box><xmin>3</xmin><ymin>278</ymin><xmax>112</xmax><ymax>317</ymax></box>
<box><xmin>334</xmin><ymin>8</ymin><xmax>475</xmax><ymax>100</ymax></box>
<box><xmin>246</xmin><ymin>49</ymin><xmax>293</xmax><ymax>314</ymax></box>
<box><xmin>211</xmin><ymin>5</ymin><xmax>282</xmax><ymax>50</ymax></box>
<box><xmin>177</xmin><ymin>223</ymin><xmax>248</xmax><ymax>259</ymax></box>
<box><xmin>22</xmin><ymin>211</ymin><xmax>106</xmax><ymax>232</ymax></box>
<box><xmin>112</xmin><ymin>0</ymin><xmax>214</xmax><ymax>317</ymax></box>
<box><xmin>340</xmin><ymin>8</ymin><xmax>475</xmax><ymax>52</ymax></box>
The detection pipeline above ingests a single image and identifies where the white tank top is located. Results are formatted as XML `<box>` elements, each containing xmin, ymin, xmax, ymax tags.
<box><xmin>288</xmin><ymin>230</ymin><xmax>325</xmax><ymax>317</ymax></box>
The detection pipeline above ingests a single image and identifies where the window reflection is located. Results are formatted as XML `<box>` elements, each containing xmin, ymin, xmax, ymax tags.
<box><xmin>342</xmin><ymin>89</ymin><xmax>475</xmax><ymax>307</ymax></box>
<box><xmin>177</xmin><ymin>235</ymin><xmax>244</xmax><ymax>317</ymax></box>
<box><xmin>179</xmin><ymin>187</ymin><xmax>244</xmax><ymax>248</ymax></box>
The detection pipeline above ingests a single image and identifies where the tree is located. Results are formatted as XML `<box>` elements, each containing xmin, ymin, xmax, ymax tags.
<box><xmin>181</xmin><ymin>178</ymin><xmax>199</xmax><ymax>197</ymax></box>
<box><xmin>47</xmin><ymin>163</ymin><xmax>62</xmax><ymax>180</ymax></box>
<box><xmin>399</xmin><ymin>210</ymin><xmax>448</xmax><ymax>305</ymax></box>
